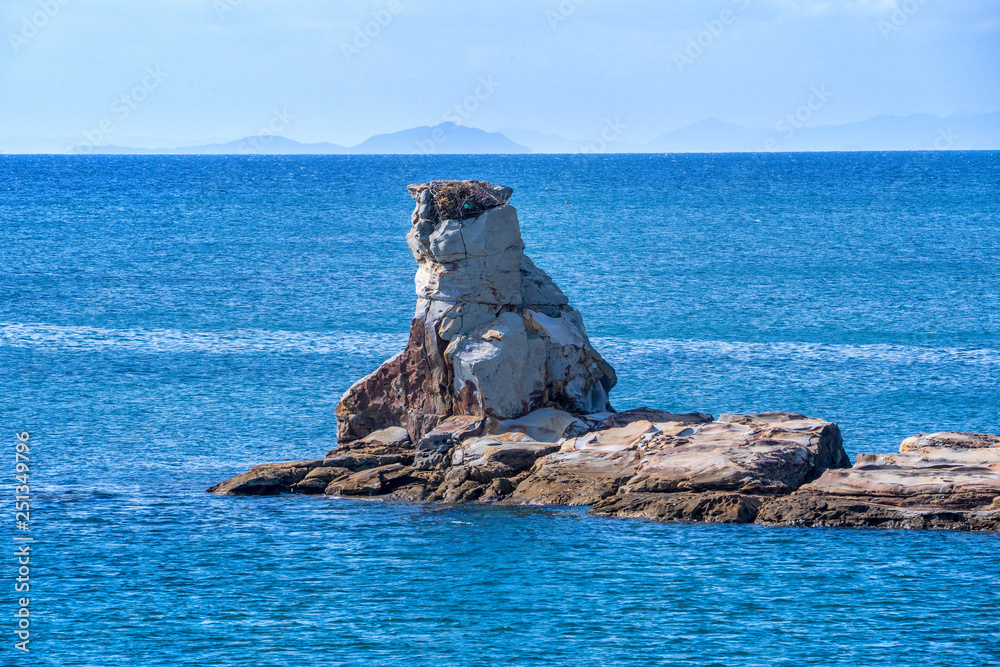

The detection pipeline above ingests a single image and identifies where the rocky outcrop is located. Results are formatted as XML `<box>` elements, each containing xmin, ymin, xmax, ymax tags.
<box><xmin>207</xmin><ymin>460</ymin><xmax>324</xmax><ymax>496</ymax></box>
<box><xmin>335</xmin><ymin>180</ymin><xmax>615</xmax><ymax>446</ymax></box>
<box><xmin>586</xmin><ymin>412</ymin><xmax>848</xmax><ymax>522</ymax></box>
<box><xmin>209</xmin><ymin>408</ymin><xmax>849</xmax><ymax>515</ymax></box>
<box><xmin>591</xmin><ymin>492</ymin><xmax>764</xmax><ymax>524</ymax></box>
<box><xmin>208</xmin><ymin>180</ymin><xmax>998</xmax><ymax>533</ymax></box>
<box><xmin>756</xmin><ymin>432</ymin><xmax>1000</xmax><ymax>531</ymax></box>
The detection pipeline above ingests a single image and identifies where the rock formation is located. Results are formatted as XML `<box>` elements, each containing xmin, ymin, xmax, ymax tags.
<box><xmin>334</xmin><ymin>180</ymin><xmax>616</xmax><ymax>450</ymax></box>
<box><xmin>208</xmin><ymin>408</ymin><xmax>848</xmax><ymax>516</ymax></box>
<box><xmin>208</xmin><ymin>180</ymin><xmax>1000</xmax><ymax>533</ymax></box>
<box><xmin>585</xmin><ymin>412</ymin><xmax>849</xmax><ymax>522</ymax></box>
<box><xmin>756</xmin><ymin>432</ymin><xmax>1000</xmax><ymax>530</ymax></box>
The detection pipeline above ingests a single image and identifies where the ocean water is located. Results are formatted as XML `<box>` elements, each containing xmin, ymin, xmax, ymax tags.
<box><xmin>2</xmin><ymin>152</ymin><xmax>999</xmax><ymax>666</ymax></box>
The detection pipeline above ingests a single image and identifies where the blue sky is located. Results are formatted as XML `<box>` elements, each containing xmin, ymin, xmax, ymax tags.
<box><xmin>1</xmin><ymin>0</ymin><xmax>997</xmax><ymax>148</ymax></box>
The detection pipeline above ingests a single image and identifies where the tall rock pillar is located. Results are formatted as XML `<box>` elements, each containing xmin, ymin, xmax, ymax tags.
<box><xmin>335</xmin><ymin>180</ymin><xmax>616</xmax><ymax>444</ymax></box>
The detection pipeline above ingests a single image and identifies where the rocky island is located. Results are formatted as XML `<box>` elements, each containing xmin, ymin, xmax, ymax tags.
<box><xmin>209</xmin><ymin>180</ymin><xmax>1000</xmax><ymax>532</ymax></box>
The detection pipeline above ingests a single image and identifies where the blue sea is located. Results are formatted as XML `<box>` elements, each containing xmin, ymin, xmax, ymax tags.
<box><xmin>2</xmin><ymin>153</ymin><xmax>999</xmax><ymax>666</ymax></box>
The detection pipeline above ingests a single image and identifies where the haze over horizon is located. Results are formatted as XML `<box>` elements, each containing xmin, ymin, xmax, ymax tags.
<box><xmin>2</xmin><ymin>0</ymin><xmax>998</xmax><ymax>152</ymax></box>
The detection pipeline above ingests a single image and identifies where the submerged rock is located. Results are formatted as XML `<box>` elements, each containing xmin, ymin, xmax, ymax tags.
<box><xmin>207</xmin><ymin>180</ymin><xmax>998</xmax><ymax>533</ymax></box>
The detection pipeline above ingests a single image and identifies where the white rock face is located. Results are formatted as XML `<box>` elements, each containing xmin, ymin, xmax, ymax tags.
<box><xmin>336</xmin><ymin>180</ymin><xmax>617</xmax><ymax>444</ymax></box>
<box><xmin>446</xmin><ymin>311</ymin><xmax>547</xmax><ymax>419</ymax></box>
<box><xmin>409</xmin><ymin>204</ymin><xmax>524</xmax><ymax>306</ymax></box>
<box><xmin>493</xmin><ymin>408</ymin><xmax>589</xmax><ymax>442</ymax></box>
<box><xmin>407</xmin><ymin>183</ymin><xmax>615</xmax><ymax>422</ymax></box>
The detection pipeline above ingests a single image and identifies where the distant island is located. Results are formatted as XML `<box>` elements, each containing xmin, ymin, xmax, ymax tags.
<box><xmin>3</xmin><ymin>112</ymin><xmax>999</xmax><ymax>154</ymax></box>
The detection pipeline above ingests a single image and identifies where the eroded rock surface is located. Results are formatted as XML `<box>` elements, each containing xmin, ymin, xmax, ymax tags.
<box><xmin>208</xmin><ymin>413</ymin><xmax>999</xmax><ymax>532</ymax></box>
<box><xmin>207</xmin><ymin>460</ymin><xmax>323</xmax><ymax>496</ymax></box>
<box><xmin>335</xmin><ymin>180</ymin><xmax>615</xmax><ymax>446</ymax></box>
<box><xmin>757</xmin><ymin>432</ymin><xmax>1000</xmax><ymax>531</ymax></box>
<box><xmin>586</xmin><ymin>412</ymin><xmax>848</xmax><ymax>523</ymax></box>
<box><xmin>207</xmin><ymin>180</ymin><xmax>998</xmax><ymax>532</ymax></box>
<box><xmin>209</xmin><ymin>408</ymin><xmax>851</xmax><ymax>528</ymax></box>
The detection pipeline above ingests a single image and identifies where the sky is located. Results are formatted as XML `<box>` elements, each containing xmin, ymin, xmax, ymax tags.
<box><xmin>1</xmin><ymin>0</ymin><xmax>998</xmax><ymax>149</ymax></box>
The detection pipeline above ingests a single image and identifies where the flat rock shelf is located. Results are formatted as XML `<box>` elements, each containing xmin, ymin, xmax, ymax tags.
<box><xmin>209</xmin><ymin>181</ymin><xmax>1000</xmax><ymax>532</ymax></box>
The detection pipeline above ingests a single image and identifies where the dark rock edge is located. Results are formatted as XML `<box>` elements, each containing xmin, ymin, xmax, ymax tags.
<box><xmin>207</xmin><ymin>412</ymin><xmax>1000</xmax><ymax>533</ymax></box>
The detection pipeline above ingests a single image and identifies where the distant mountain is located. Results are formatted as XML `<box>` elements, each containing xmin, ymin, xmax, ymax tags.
<box><xmin>83</xmin><ymin>136</ymin><xmax>347</xmax><ymax>155</ymax></box>
<box><xmin>498</xmin><ymin>127</ymin><xmax>647</xmax><ymax>153</ymax></box>
<box><xmin>497</xmin><ymin>128</ymin><xmax>581</xmax><ymax>153</ymax></box>
<box><xmin>647</xmin><ymin>112</ymin><xmax>1000</xmax><ymax>153</ymax></box>
<box><xmin>351</xmin><ymin>122</ymin><xmax>530</xmax><ymax>154</ymax></box>
<box><xmin>1</xmin><ymin>127</ymin><xmax>525</xmax><ymax>155</ymax></box>
<box><xmin>3</xmin><ymin>112</ymin><xmax>998</xmax><ymax>154</ymax></box>
<box><xmin>778</xmin><ymin>112</ymin><xmax>1000</xmax><ymax>151</ymax></box>
<box><xmin>170</xmin><ymin>136</ymin><xmax>347</xmax><ymax>154</ymax></box>
<box><xmin>645</xmin><ymin>118</ymin><xmax>770</xmax><ymax>153</ymax></box>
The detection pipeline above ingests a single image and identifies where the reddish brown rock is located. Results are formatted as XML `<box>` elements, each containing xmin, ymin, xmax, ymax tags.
<box><xmin>589</xmin><ymin>492</ymin><xmax>763</xmax><ymax>524</ymax></box>
<box><xmin>207</xmin><ymin>460</ymin><xmax>325</xmax><ymax>496</ymax></box>
<box><xmin>322</xmin><ymin>426</ymin><xmax>415</xmax><ymax>472</ymax></box>
<box><xmin>206</xmin><ymin>180</ymin><xmax>999</xmax><ymax>533</ymax></box>
<box><xmin>291</xmin><ymin>466</ymin><xmax>354</xmax><ymax>495</ymax></box>
<box><xmin>480</xmin><ymin>477</ymin><xmax>518</xmax><ymax>502</ymax></box>
<box><xmin>508</xmin><ymin>449</ymin><xmax>642</xmax><ymax>506</ymax></box>
<box><xmin>324</xmin><ymin>463</ymin><xmax>414</xmax><ymax>497</ymax></box>
<box><xmin>431</xmin><ymin>435</ymin><xmax>559</xmax><ymax>502</ymax></box>
<box><xmin>593</xmin><ymin>408</ymin><xmax>713</xmax><ymax>430</ymax></box>
<box><xmin>757</xmin><ymin>432</ymin><xmax>1000</xmax><ymax>531</ymax></box>
<box><xmin>327</xmin><ymin>426</ymin><xmax>414</xmax><ymax>458</ymax></box>
<box><xmin>756</xmin><ymin>495</ymin><xmax>1000</xmax><ymax>531</ymax></box>
<box><xmin>334</xmin><ymin>319</ymin><xmax>448</xmax><ymax>445</ymax></box>
<box><xmin>506</xmin><ymin>412</ymin><xmax>848</xmax><ymax>520</ymax></box>
<box><xmin>900</xmin><ymin>432</ymin><xmax>1000</xmax><ymax>452</ymax></box>
<box><xmin>334</xmin><ymin>181</ymin><xmax>616</xmax><ymax>446</ymax></box>
<box><xmin>381</xmin><ymin>470</ymin><xmax>446</xmax><ymax>502</ymax></box>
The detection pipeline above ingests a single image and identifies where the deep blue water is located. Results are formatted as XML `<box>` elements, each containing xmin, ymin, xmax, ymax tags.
<box><xmin>2</xmin><ymin>153</ymin><xmax>999</xmax><ymax>666</ymax></box>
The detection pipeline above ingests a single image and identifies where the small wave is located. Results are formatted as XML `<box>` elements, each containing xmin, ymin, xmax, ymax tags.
<box><xmin>1</xmin><ymin>322</ymin><xmax>995</xmax><ymax>366</ymax></box>
<box><xmin>592</xmin><ymin>337</ymin><xmax>1000</xmax><ymax>367</ymax></box>
<box><xmin>0</xmin><ymin>322</ymin><xmax>408</xmax><ymax>356</ymax></box>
